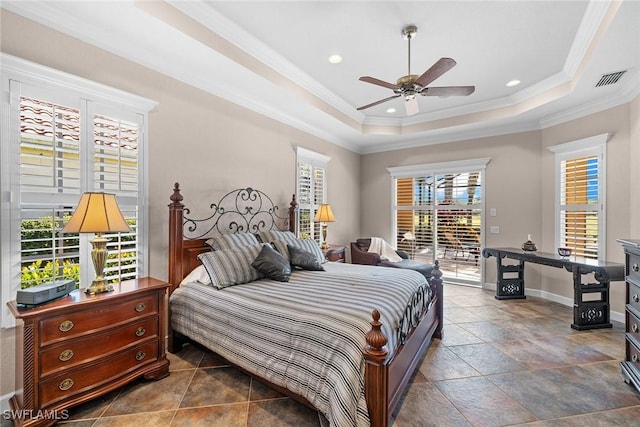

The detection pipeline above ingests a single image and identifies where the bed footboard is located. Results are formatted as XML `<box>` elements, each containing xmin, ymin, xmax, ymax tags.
<box><xmin>363</xmin><ymin>263</ymin><xmax>443</xmax><ymax>427</ymax></box>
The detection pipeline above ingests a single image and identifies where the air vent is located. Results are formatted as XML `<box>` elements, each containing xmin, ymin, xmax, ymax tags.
<box><xmin>595</xmin><ymin>70</ymin><xmax>626</xmax><ymax>87</ymax></box>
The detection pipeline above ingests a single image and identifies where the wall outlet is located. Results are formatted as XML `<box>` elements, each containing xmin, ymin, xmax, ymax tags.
<box><xmin>490</xmin><ymin>226</ymin><xmax>500</xmax><ymax>234</ymax></box>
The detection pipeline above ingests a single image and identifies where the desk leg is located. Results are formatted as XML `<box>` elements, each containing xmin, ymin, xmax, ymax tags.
<box><xmin>495</xmin><ymin>257</ymin><xmax>526</xmax><ymax>300</ymax></box>
<box><xmin>571</xmin><ymin>267</ymin><xmax>612</xmax><ymax>330</ymax></box>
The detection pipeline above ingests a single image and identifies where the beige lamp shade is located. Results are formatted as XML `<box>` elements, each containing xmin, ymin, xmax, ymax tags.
<box><xmin>62</xmin><ymin>192</ymin><xmax>130</xmax><ymax>295</ymax></box>
<box><xmin>62</xmin><ymin>192</ymin><xmax>131</xmax><ymax>234</ymax></box>
<box><xmin>314</xmin><ymin>204</ymin><xmax>336</xmax><ymax>223</ymax></box>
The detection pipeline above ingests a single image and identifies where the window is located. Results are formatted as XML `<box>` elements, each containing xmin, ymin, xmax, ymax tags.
<box><xmin>549</xmin><ymin>134</ymin><xmax>608</xmax><ymax>260</ymax></box>
<box><xmin>1</xmin><ymin>54</ymin><xmax>156</xmax><ymax>326</ymax></box>
<box><xmin>389</xmin><ymin>158</ymin><xmax>490</xmax><ymax>285</ymax></box>
<box><xmin>295</xmin><ymin>147</ymin><xmax>329</xmax><ymax>241</ymax></box>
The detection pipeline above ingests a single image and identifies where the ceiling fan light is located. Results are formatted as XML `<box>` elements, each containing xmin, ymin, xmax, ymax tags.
<box><xmin>405</xmin><ymin>97</ymin><xmax>419</xmax><ymax>116</ymax></box>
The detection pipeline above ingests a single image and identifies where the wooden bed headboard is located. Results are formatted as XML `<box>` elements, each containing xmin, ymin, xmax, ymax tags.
<box><xmin>168</xmin><ymin>182</ymin><xmax>297</xmax><ymax>291</ymax></box>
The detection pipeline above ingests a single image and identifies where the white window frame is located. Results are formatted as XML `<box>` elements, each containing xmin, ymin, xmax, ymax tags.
<box><xmin>1</xmin><ymin>54</ymin><xmax>156</xmax><ymax>327</ymax></box>
<box><xmin>549</xmin><ymin>133</ymin><xmax>608</xmax><ymax>260</ymax></box>
<box><xmin>295</xmin><ymin>146</ymin><xmax>330</xmax><ymax>240</ymax></box>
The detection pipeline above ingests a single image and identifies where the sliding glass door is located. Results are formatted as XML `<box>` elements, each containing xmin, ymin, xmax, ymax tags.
<box><xmin>390</xmin><ymin>159</ymin><xmax>489</xmax><ymax>285</ymax></box>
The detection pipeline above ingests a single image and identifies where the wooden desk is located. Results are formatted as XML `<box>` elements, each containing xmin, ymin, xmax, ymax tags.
<box><xmin>482</xmin><ymin>247</ymin><xmax>624</xmax><ymax>330</ymax></box>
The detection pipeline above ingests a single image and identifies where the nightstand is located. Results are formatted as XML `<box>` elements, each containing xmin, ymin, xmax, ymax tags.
<box><xmin>7</xmin><ymin>277</ymin><xmax>170</xmax><ymax>427</ymax></box>
<box><xmin>322</xmin><ymin>245</ymin><xmax>346</xmax><ymax>263</ymax></box>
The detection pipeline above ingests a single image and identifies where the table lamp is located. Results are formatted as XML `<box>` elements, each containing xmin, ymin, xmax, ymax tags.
<box><xmin>314</xmin><ymin>204</ymin><xmax>335</xmax><ymax>250</ymax></box>
<box><xmin>62</xmin><ymin>192</ymin><xmax>131</xmax><ymax>295</ymax></box>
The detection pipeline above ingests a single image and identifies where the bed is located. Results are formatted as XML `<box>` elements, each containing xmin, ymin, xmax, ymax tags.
<box><xmin>166</xmin><ymin>183</ymin><xmax>443</xmax><ymax>427</ymax></box>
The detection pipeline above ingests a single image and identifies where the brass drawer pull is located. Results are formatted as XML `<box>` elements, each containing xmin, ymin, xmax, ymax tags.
<box><xmin>632</xmin><ymin>354</ymin><xmax>638</xmax><ymax>363</ymax></box>
<box><xmin>59</xmin><ymin>378</ymin><xmax>74</xmax><ymax>391</ymax></box>
<box><xmin>633</xmin><ymin>263</ymin><xmax>639</xmax><ymax>272</ymax></box>
<box><xmin>633</xmin><ymin>294</ymin><xmax>639</xmax><ymax>303</ymax></box>
<box><xmin>135</xmin><ymin>351</ymin><xmax>145</xmax><ymax>361</ymax></box>
<box><xmin>59</xmin><ymin>349</ymin><xmax>74</xmax><ymax>362</ymax></box>
<box><xmin>135</xmin><ymin>303</ymin><xmax>146</xmax><ymax>312</ymax></box>
<box><xmin>59</xmin><ymin>320</ymin><xmax>74</xmax><ymax>332</ymax></box>
<box><xmin>135</xmin><ymin>327</ymin><xmax>146</xmax><ymax>337</ymax></box>
<box><xmin>633</xmin><ymin>324</ymin><xmax>639</xmax><ymax>333</ymax></box>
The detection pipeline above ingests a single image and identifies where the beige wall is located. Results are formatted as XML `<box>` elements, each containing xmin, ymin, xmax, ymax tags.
<box><xmin>0</xmin><ymin>11</ymin><xmax>360</xmax><ymax>402</ymax></box>
<box><xmin>360</xmin><ymin>103</ymin><xmax>636</xmax><ymax>314</ymax></box>
<box><xmin>539</xmin><ymin>105</ymin><xmax>631</xmax><ymax>305</ymax></box>
<box><xmin>360</xmin><ymin>131</ymin><xmax>543</xmax><ymax>287</ymax></box>
<box><xmin>630</xmin><ymin>96</ymin><xmax>640</xmax><ymax>237</ymax></box>
<box><xmin>1</xmin><ymin>7</ymin><xmax>638</xmax><ymax>407</ymax></box>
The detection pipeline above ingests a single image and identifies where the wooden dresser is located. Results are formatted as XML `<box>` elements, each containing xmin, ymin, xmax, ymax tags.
<box><xmin>617</xmin><ymin>239</ymin><xmax>640</xmax><ymax>393</ymax></box>
<box><xmin>7</xmin><ymin>277</ymin><xmax>170</xmax><ymax>427</ymax></box>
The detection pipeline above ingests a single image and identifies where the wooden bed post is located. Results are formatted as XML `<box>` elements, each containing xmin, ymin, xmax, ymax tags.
<box><xmin>168</xmin><ymin>182</ymin><xmax>184</xmax><ymax>292</ymax></box>
<box><xmin>363</xmin><ymin>310</ymin><xmax>389</xmax><ymax>427</ymax></box>
<box><xmin>288</xmin><ymin>194</ymin><xmax>297</xmax><ymax>234</ymax></box>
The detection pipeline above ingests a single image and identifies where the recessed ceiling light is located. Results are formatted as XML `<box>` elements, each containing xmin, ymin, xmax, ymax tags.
<box><xmin>506</xmin><ymin>79</ymin><xmax>521</xmax><ymax>87</ymax></box>
<box><xmin>328</xmin><ymin>54</ymin><xmax>342</xmax><ymax>64</ymax></box>
<box><xmin>386</xmin><ymin>108</ymin><xmax>396</xmax><ymax>113</ymax></box>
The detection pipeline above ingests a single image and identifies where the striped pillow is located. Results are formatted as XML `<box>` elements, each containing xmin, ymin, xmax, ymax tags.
<box><xmin>205</xmin><ymin>233</ymin><xmax>259</xmax><ymax>250</ymax></box>
<box><xmin>197</xmin><ymin>244</ymin><xmax>264</xmax><ymax>289</ymax></box>
<box><xmin>272</xmin><ymin>238</ymin><xmax>325</xmax><ymax>264</ymax></box>
<box><xmin>257</xmin><ymin>230</ymin><xmax>297</xmax><ymax>244</ymax></box>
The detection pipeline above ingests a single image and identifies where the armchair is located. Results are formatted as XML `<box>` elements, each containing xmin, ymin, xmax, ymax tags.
<box><xmin>350</xmin><ymin>238</ymin><xmax>434</xmax><ymax>280</ymax></box>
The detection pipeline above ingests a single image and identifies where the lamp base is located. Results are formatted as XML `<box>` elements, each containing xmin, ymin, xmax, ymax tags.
<box><xmin>86</xmin><ymin>233</ymin><xmax>114</xmax><ymax>295</ymax></box>
<box><xmin>85</xmin><ymin>279</ymin><xmax>114</xmax><ymax>295</ymax></box>
<box><xmin>320</xmin><ymin>223</ymin><xmax>329</xmax><ymax>250</ymax></box>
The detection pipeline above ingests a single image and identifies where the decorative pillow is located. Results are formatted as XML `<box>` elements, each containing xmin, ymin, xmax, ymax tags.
<box><xmin>205</xmin><ymin>233</ymin><xmax>259</xmax><ymax>251</ymax></box>
<box><xmin>288</xmin><ymin>245</ymin><xmax>325</xmax><ymax>271</ymax></box>
<box><xmin>272</xmin><ymin>238</ymin><xmax>325</xmax><ymax>264</ymax></box>
<box><xmin>197</xmin><ymin>244</ymin><xmax>264</xmax><ymax>289</ymax></box>
<box><xmin>257</xmin><ymin>230</ymin><xmax>297</xmax><ymax>244</ymax></box>
<box><xmin>251</xmin><ymin>244</ymin><xmax>291</xmax><ymax>282</ymax></box>
<box><xmin>179</xmin><ymin>265</ymin><xmax>212</xmax><ymax>285</ymax></box>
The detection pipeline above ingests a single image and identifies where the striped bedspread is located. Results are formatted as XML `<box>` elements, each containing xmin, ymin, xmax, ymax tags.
<box><xmin>170</xmin><ymin>262</ymin><xmax>433</xmax><ymax>427</ymax></box>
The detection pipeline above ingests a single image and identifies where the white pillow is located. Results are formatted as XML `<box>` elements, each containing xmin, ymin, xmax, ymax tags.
<box><xmin>179</xmin><ymin>265</ymin><xmax>211</xmax><ymax>285</ymax></box>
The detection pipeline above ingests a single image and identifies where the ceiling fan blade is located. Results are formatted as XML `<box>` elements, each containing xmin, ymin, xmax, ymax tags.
<box><xmin>359</xmin><ymin>76</ymin><xmax>399</xmax><ymax>90</ymax></box>
<box><xmin>356</xmin><ymin>94</ymin><xmax>402</xmax><ymax>111</ymax></box>
<box><xmin>405</xmin><ymin>97</ymin><xmax>419</xmax><ymax>116</ymax></box>
<box><xmin>421</xmin><ymin>86</ymin><xmax>476</xmax><ymax>96</ymax></box>
<box><xmin>415</xmin><ymin>57</ymin><xmax>457</xmax><ymax>87</ymax></box>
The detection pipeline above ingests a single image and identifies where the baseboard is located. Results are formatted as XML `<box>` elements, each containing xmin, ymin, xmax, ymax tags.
<box><xmin>1</xmin><ymin>392</ymin><xmax>12</xmax><ymax>412</ymax></box>
<box><xmin>481</xmin><ymin>282</ymin><xmax>624</xmax><ymax>324</ymax></box>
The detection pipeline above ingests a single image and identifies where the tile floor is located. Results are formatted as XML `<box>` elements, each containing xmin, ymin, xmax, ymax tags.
<box><xmin>6</xmin><ymin>284</ymin><xmax>640</xmax><ymax>426</ymax></box>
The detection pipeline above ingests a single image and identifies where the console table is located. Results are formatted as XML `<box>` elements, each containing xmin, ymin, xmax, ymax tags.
<box><xmin>482</xmin><ymin>247</ymin><xmax>624</xmax><ymax>330</ymax></box>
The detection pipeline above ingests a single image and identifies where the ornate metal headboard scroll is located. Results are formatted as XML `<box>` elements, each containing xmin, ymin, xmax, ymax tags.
<box><xmin>179</xmin><ymin>186</ymin><xmax>296</xmax><ymax>239</ymax></box>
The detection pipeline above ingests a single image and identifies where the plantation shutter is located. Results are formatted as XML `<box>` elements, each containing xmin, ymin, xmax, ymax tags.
<box><xmin>19</xmin><ymin>96</ymin><xmax>82</xmax><ymax>288</ymax></box>
<box><xmin>560</xmin><ymin>154</ymin><xmax>600</xmax><ymax>259</ymax></box>
<box><xmin>295</xmin><ymin>147</ymin><xmax>329</xmax><ymax>242</ymax></box>
<box><xmin>93</xmin><ymin>113</ymin><xmax>140</xmax><ymax>281</ymax></box>
<box><xmin>549</xmin><ymin>134</ymin><xmax>607</xmax><ymax>261</ymax></box>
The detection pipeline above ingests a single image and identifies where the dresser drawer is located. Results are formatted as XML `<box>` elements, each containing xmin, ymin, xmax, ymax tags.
<box><xmin>39</xmin><ymin>340</ymin><xmax>158</xmax><ymax>408</ymax></box>
<box><xmin>626</xmin><ymin>334</ymin><xmax>640</xmax><ymax>365</ymax></box>
<box><xmin>627</xmin><ymin>308</ymin><xmax>640</xmax><ymax>335</ymax></box>
<box><xmin>40</xmin><ymin>317</ymin><xmax>158</xmax><ymax>378</ymax></box>
<box><xmin>40</xmin><ymin>293</ymin><xmax>159</xmax><ymax>345</ymax></box>
<box><xmin>627</xmin><ymin>279</ymin><xmax>640</xmax><ymax>314</ymax></box>
<box><xmin>628</xmin><ymin>251</ymin><xmax>640</xmax><ymax>283</ymax></box>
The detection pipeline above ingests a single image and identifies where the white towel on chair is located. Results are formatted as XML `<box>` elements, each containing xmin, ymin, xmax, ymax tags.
<box><xmin>368</xmin><ymin>237</ymin><xmax>403</xmax><ymax>263</ymax></box>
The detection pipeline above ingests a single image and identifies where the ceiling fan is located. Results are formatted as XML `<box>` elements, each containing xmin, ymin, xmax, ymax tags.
<box><xmin>357</xmin><ymin>25</ymin><xmax>475</xmax><ymax>116</ymax></box>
